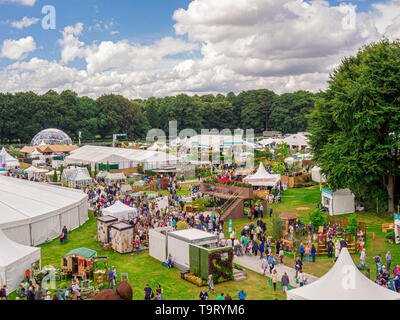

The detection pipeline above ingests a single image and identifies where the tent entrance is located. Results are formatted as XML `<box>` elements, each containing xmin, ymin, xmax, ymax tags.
<box><xmin>71</xmin><ymin>257</ymin><xmax>79</xmax><ymax>275</ymax></box>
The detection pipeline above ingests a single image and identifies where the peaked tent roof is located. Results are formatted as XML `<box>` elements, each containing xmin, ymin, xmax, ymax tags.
<box><xmin>287</xmin><ymin>248</ymin><xmax>400</xmax><ymax>300</ymax></box>
<box><xmin>64</xmin><ymin>248</ymin><xmax>97</xmax><ymax>259</ymax></box>
<box><xmin>243</xmin><ymin>162</ymin><xmax>281</xmax><ymax>187</ymax></box>
<box><xmin>1</xmin><ymin>148</ymin><xmax>19</xmax><ymax>168</ymax></box>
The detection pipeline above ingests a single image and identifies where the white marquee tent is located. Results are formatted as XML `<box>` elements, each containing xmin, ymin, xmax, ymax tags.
<box><xmin>66</xmin><ymin>145</ymin><xmax>178</xmax><ymax>170</ymax></box>
<box><xmin>0</xmin><ymin>175</ymin><xmax>88</xmax><ymax>246</ymax></box>
<box><xmin>102</xmin><ymin>201</ymin><xmax>137</xmax><ymax>220</ymax></box>
<box><xmin>283</xmin><ymin>134</ymin><xmax>310</xmax><ymax>150</ymax></box>
<box><xmin>243</xmin><ymin>162</ymin><xmax>281</xmax><ymax>187</ymax></box>
<box><xmin>287</xmin><ymin>248</ymin><xmax>400</xmax><ymax>300</ymax></box>
<box><xmin>311</xmin><ymin>166</ymin><xmax>326</xmax><ymax>183</ymax></box>
<box><xmin>0</xmin><ymin>147</ymin><xmax>19</xmax><ymax>169</ymax></box>
<box><xmin>0</xmin><ymin>229</ymin><xmax>41</xmax><ymax>293</ymax></box>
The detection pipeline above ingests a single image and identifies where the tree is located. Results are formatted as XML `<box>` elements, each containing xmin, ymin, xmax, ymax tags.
<box><xmin>308</xmin><ymin>40</ymin><xmax>400</xmax><ymax>212</ymax></box>
<box><xmin>94</xmin><ymin>163</ymin><xmax>98</xmax><ymax>177</ymax></box>
<box><xmin>52</xmin><ymin>169</ymin><xmax>58</xmax><ymax>183</ymax></box>
<box><xmin>87</xmin><ymin>164</ymin><xmax>92</xmax><ymax>177</ymax></box>
<box><xmin>106</xmin><ymin>161</ymin><xmax>110</xmax><ymax>172</ymax></box>
<box><xmin>271</xmin><ymin>213</ymin><xmax>283</xmax><ymax>241</ymax></box>
<box><xmin>274</xmin><ymin>142</ymin><xmax>291</xmax><ymax>161</ymax></box>
<box><xmin>308</xmin><ymin>209</ymin><xmax>326</xmax><ymax>230</ymax></box>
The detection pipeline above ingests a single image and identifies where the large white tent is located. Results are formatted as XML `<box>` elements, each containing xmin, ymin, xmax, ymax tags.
<box><xmin>0</xmin><ymin>175</ymin><xmax>88</xmax><ymax>246</ymax></box>
<box><xmin>243</xmin><ymin>162</ymin><xmax>281</xmax><ymax>187</ymax></box>
<box><xmin>0</xmin><ymin>147</ymin><xmax>19</xmax><ymax>169</ymax></box>
<box><xmin>102</xmin><ymin>201</ymin><xmax>137</xmax><ymax>220</ymax></box>
<box><xmin>311</xmin><ymin>166</ymin><xmax>326</xmax><ymax>183</ymax></box>
<box><xmin>287</xmin><ymin>248</ymin><xmax>400</xmax><ymax>300</ymax></box>
<box><xmin>66</xmin><ymin>145</ymin><xmax>178</xmax><ymax>170</ymax></box>
<box><xmin>0</xmin><ymin>229</ymin><xmax>41</xmax><ymax>293</ymax></box>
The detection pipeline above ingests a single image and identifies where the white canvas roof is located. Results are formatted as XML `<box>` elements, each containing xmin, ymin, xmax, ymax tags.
<box><xmin>0</xmin><ymin>229</ymin><xmax>41</xmax><ymax>293</ymax></box>
<box><xmin>287</xmin><ymin>248</ymin><xmax>400</xmax><ymax>300</ymax></box>
<box><xmin>66</xmin><ymin>145</ymin><xmax>178</xmax><ymax>169</ymax></box>
<box><xmin>283</xmin><ymin>134</ymin><xmax>309</xmax><ymax>148</ymax></box>
<box><xmin>0</xmin><ymin>175</ymin><xmax>88</xmax><ymax>245</ymax></box>
<box><xmin>102</xmin><ymin>201</ymin><xmax>137</xmax><ymax>220</ymax></box>
<box><xmin>311</xmin><ymin>166</ymin><xmax>326</xmax><ymax>183</ymax></box>
<box><xmin>243</xmin><ymin>162</ymin><xmax>281</xmax><ymax>187</ymax></box>
<box><xmin>168</xmin><ymin>228</ymin><xmax>218</xmax><ymax>242</ymax></box>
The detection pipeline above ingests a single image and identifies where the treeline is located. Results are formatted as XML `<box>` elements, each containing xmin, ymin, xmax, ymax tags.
<box><xmin>0</xmin><ymin>89</ymin><xmax>317</xmax><ymax>144</ymax></box>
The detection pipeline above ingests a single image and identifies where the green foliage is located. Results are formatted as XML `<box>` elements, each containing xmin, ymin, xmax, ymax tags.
<box><xmin>308</xmin><ymin>40</ymin><xmax>400</xmax><ymax>212</ymax></box>
<box><xmin>274</xmin><ymin>143</ymin><xmax>291</xmax><ymax>161</ymax></box>
<box><xmin>52</xmin><ymin>169</ymin><xmax>58</xmax><ymax>183</ymax></box>
<box><xmin>348</xmin><ymin>214</ymin><xmax>359</xmax><ymax>236</ymax></box>
<box><xmin>308</xmin><ymin>209</ymin><xmax>327</xmax><ymax>229</ymax></box>
<box><xmin>106</xmin><ymin>162</ymin><xmax>110</xmax><ymax>172</ymax></box>
<box><xmin>271</xmin><ymin>213</ymin><xmax>283</xmax><ymax>241</ymax></box>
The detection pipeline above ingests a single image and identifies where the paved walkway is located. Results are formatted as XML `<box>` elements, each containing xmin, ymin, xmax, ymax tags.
<box><xmin>178</xmin><ymin>179</ymin><xmax>200</xmax><ymax>184</ymax></box>
<box><xmin>233</xmin><ymin>254</ymin><xmax>318</xmax><ymax>288</ymax></box>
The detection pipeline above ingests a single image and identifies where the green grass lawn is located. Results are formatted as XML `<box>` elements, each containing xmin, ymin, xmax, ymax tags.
<box><xmin>8</xmin><ymin>210</ymin><xmax>285</xmax><ymax>300</ymax></box>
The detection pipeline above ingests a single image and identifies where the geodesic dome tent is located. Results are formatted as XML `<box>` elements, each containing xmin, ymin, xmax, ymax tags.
<box><xmin>31</xmin><ymin>128</ymin><xmax>72</xmax><ymax>146</ymax></box>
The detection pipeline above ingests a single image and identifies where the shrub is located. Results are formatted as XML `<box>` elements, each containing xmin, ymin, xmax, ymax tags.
<box><xmin>271</xmin><ymin>213</ymin><xmax>283</xmax><ymax>241</ymax></box>
<box><xmin>308</xmin><ymin>208</ymin><xmax>327</xmax><ymax>229</ymax></box>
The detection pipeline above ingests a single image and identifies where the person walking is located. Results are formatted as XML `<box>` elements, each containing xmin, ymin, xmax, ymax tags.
<box><xmin>305</xmin><ymin>246</ymin><xmax>310</xmax><ymax>263</ymax></box>
<box><xmin>386</xmin><ymin>251</ymin><xmax>392</xmax><ymax>272</ymax></box>
<box><xmin>334</xmin><ymin>240</ymin><xmax>341</xmax><ymax>262</ymax></box>
<box><xmin>267</xmin><ymin>253</ymin><xmax>275</xmax><ymax>274</ymax></box>
<box><xmin>271</xmin><ymin>269</ymin><xmax>277</xmax><ymax>291</ymax></box>
<box><xmin>311</xmin><ymin>245</ymin><xmax>316</xmax><ymax>263</ymax></box>
<box><xmin>279</xmin><ymin>248</ymin><xmax>284</xmax><ymax>264</ymax></box>
<box><xmin>360</xmin><ymin>248</ymin><xmax>366</xmax><ymax>268</ymax></box>
<box><xmin>112</xmin><ymin>266</ymin><xmax>117</xmax><ymax>287</ymax></box>
<box><xmin>327</xmin><ymin>239</ymin><xmax>334</xmax><ymax>258</ymax></box>
<box><xmin>144</xmin><ymin>284</ymin><xmax>153</xmax><ymax>300</ymax></box>
<box><xmin>62</xmin><ymin>226</ymin><xmax>68</xmax><ymax>244</ymax></box>
<box><xmin>297</xmin><ymin>270</ymin><xmax>307</xmax><ymax>287</ymax></box>
<box><xmin>208</xmin><ymin>274</ymin><xmax>216</xmax><ymax>294</ymax></box>
<box><xmin>107</xmin><ymin>268</ymin><xmax>114</xmax><ymax>289</ymax></box>
<box><xmin>281</xmin><ymin>272</ymin><xmax>289</xmax><ymax>292</ymax></box>
<box><xmin>299</xmin><ymin>243</ymin><xmax>305</xmax><ymax>261</ymax></box>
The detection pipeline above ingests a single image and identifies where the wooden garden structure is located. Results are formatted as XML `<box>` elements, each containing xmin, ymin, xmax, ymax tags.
<box><xmin>61</xmin><ymin>248</ymin><xmax>97</xmax><ymax>278</ymax></box>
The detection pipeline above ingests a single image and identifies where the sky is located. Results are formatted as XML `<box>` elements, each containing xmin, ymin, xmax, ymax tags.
<box><xmin>0</xmin><ymin>0</ymin><xmax>399</xmax><ymax>98</ymax></box>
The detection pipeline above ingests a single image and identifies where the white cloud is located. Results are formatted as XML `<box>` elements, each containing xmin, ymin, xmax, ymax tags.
<box><xmin>0</xmin><ymin>36</ymin><xmax>36</xmax><ymax>60</ymax></box>
<box><xmin>1</xmin><ymin>0</ymin><xmax>400</xmax><ymax>98</ymax></box>
<box><xmin>11</xmin><ymin>16</ymin><xmax>40</xmax><ymax>29</ymax></box>
<box><xmin>0</xmin><ymin>0</ymin><xmax>36</xmax><ymax>6</ymax></box>
<box><xmin>58</xmin><ymin>22</ymin><xmax>86</xmax><ymax>64</ymax></box>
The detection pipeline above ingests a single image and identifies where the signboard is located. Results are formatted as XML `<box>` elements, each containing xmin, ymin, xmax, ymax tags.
<box><xmin>78</xmin><ymin>131</ymin><xmax>82</xmax><ymax>138</ymax></box>
<box><xmin>395</xmin><ymin>213</ymin><xmax>400</xmax><ymax>244</ymax></box>
<box><xmin>321</xmin><ymin>188</ymin><xmax>332</xmax><ymax>196</ymax></box>
<box><xmin>229</xmin><ymin>219</ymin><xmax>232</xmax><ymax>233</ymax></box>
<box><xmin>221</xmin><ymin>252</ymin><xmax>229</xmax><ymax>261</ymax></box>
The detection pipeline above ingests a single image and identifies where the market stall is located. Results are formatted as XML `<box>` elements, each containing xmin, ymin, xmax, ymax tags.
<box><xmin>102</xmin><ymin>201</ymin><xmax>137</xmax><ymax>221</ymax></box>
<box><xmin>243</xmin><ymin>162</ymin><xmax>281</xmax><ymax>188</ymax></box>
<box><xmin>61</xmin><ymin>248</ymin><xmax>96</xmax><ymax>278</ymax></box>
<box><xmin>97</xmin><ymin>215</ymin><xmax>118</xmax><ymax>243</ymax></box>
<box><xmin>110</xmin><ymin>222</ymin><xmax>134</xmax><ymax>254</ymax></box>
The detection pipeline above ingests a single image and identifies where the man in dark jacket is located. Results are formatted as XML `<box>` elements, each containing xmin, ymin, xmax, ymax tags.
<box><xmin>27</xmin><ymin>287</ymin><xmax>35</xmax><ymax>300</ymax></box>
<box><xmin>327</xmin><ymin>239</ymin><xmax>334</xmax><ymax>258</ymax></box>
<box><xmin>252</xmin><ymin>240</ymin><xmax>259</xmax><ymax>257</ymax></box>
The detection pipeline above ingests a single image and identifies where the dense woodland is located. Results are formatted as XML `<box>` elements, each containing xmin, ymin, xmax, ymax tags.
<box><xmin>0</xmin><ymin>89</ymin><xmax>317</xmax><ymax>144</ymax></box>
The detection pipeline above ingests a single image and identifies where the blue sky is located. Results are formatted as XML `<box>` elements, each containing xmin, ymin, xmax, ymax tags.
<box><xmin>0</xmin><ymin>0</ymin><xmax>398</xmax><ymax>98</ymax></box>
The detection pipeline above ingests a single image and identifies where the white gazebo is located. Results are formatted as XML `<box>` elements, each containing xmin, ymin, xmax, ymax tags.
<box><xmin>0</xmin><ymin>229</ymin><xmax>41</xmax><ymax>293</ymax></box>
<box><xmin>243</xmin><ymin>162</ymin><xmax>281</xmax><ymax>188</ymax></box>
<box><xmin>0</xmin><ymin>148</ymin><xmax>19</xmax><ymax>169</ymax></box>
<box><xmin>25</xmin><ymin>165</ymin><xmax>39</xmax><ymax>179</ymax></box>
<box><xmin>311</xmin><ymin>166</ymin><xmax>326</xmax><ymax>183</ymax></box>
<box><xmin>67</xmin><ymin>167</ymin><xmax>93</xmax><ymax>187</ymax></box>
<box><xmin>104</xmin><ymin>172</ymin><xmax>126</xmax><ymax>184</ymax></box>
<box><xmin>102</xmin><ymin>201</ymin><xmax>137</xmax><ymax>221</ymax></box>
<box><xmin>287</xmin><ymin>248</ymin><xmax>400</xmax><ymax>300</ymax></box>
